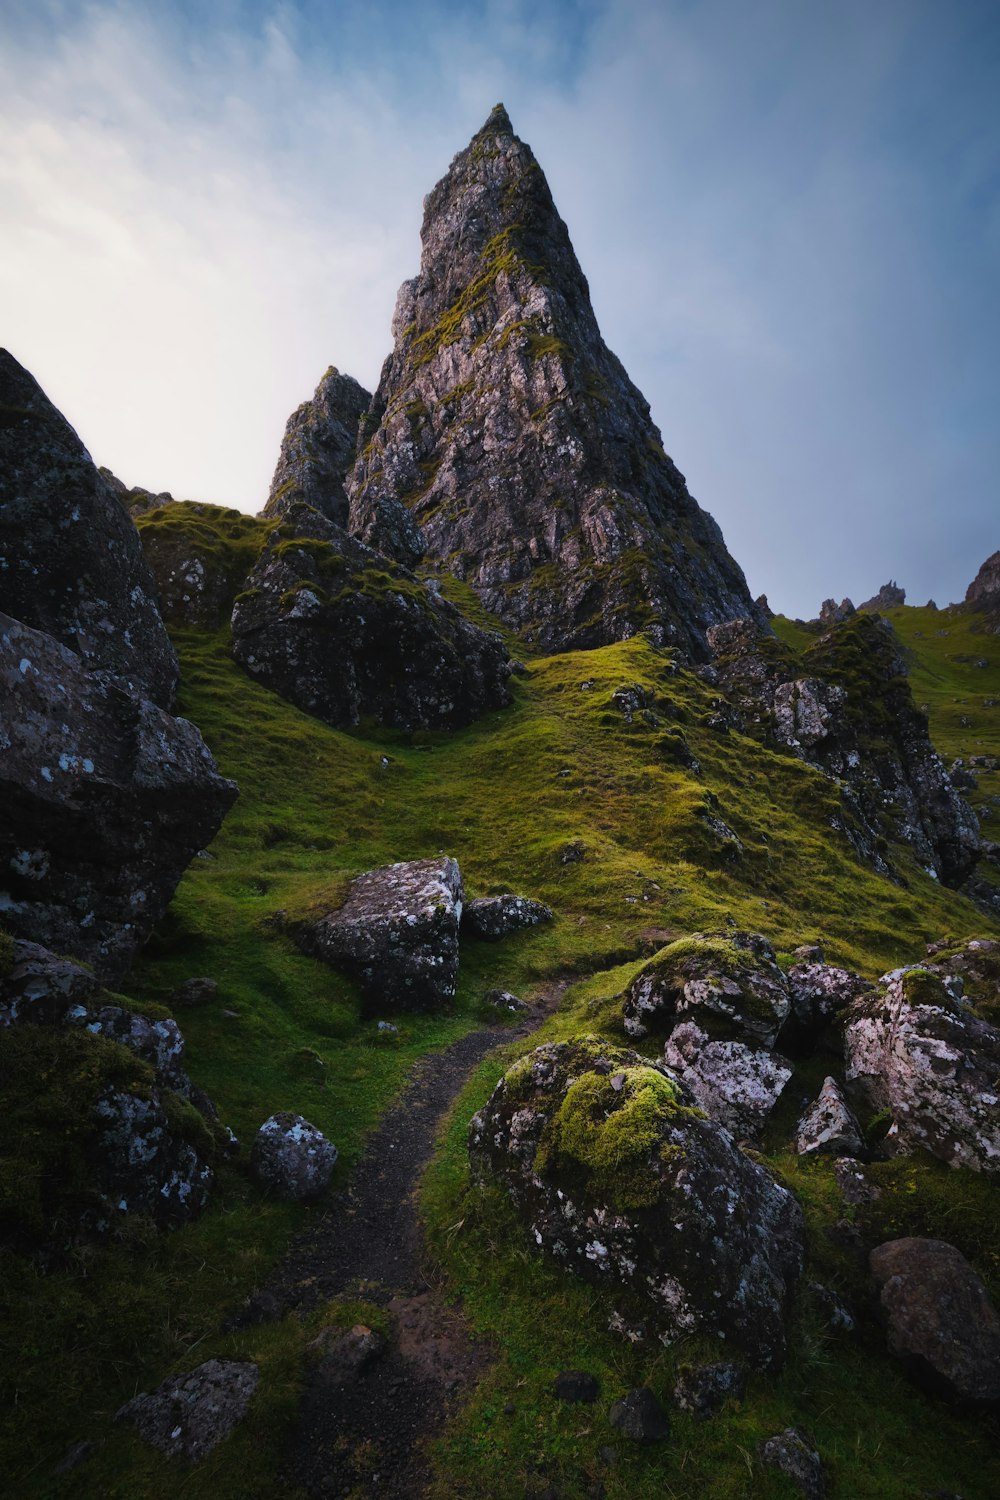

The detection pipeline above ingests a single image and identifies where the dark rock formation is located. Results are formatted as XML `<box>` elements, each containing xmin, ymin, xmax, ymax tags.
<box><xmin>263</xmin><ymin>366</ymin><xmax>371</xmax><ymax>524</ymax></box>
<box><xmin>462</xmin><ymin>893</ymin><xmax>553</xmax><ymax>940</ymax></box>
<box><xmin>346</xmin><ymin>105</ymin><xmax>763</xmax><ymax>656</ymax></box>
<box><xmin>708</xmin><ymin>614</ymin><xmax>980</xmax><ymax>886</ymax></box>
<box><xmin>1</xmin><ymin>615</ymin><xmax>237</xmax><ymax>980</ymax></box>
<box><xmin>965</xmin><ymin>551</ymin><xmax>1000</xmax><ymax>609</ymax></box>
<box><xmin>100</xmin><ymin>466</ymin><xmax>176</xmax><ymax>518</ymax></box>
<box><xmin>870</xmin><ymin>1238</ymin><xmax>1000</xmax><ymax>1407</ymax></box>
<box><xmin>295</xmin><ymin>856</ymin><xmax>463</xmax><ymax>1013</ymax></box>
<box><xmin>843</xmin><ymin>968</ymin><xmax>1000</xmax><ymax>1176</ymax></box>
<box><xmin>116</xmin><ymin>1360</ymin><xmax>260</xmax><ymax>1461</ymax></box>
<box><xmin>673</xmin><ymin>1362</ymin><xmax>745</xmax><ymax>1420</ymax></box>
<box><xmin>607</xmin><ymin>1387</ymin><xmax>670</xmax><ymax>1443</ymax></box>
<box><xmin>923</xmin><ymin>936</ymin><xmax>1000</xmax><ymax>1022</ymax></box>
<box><xmin>553</xmin><ymin>1371</ymin><xmax>600</xmax><ymax>1403</ymax></box>
<box><xmin>784</xmin><ymin>961</ymin><xmax>873</xmax><ymax>1053</ymax></box>
<box><xmin>795</xmin><ymin>1077</ymin><xmax>864</xmax><ymax>1158</ymax></box>
<box><xmin>623</xmin><ymin>931</ymin><xmax>790</xmax><ymax>1048</ymax></box>
<box><xmin>135</xmin><ymin>501</ymin><xmax>269</xmax><ymax>629</ymax></box>
<box><xmin>468</xmin><ymin>1036</ymin><xmax>805</xmax><ymax>1368</ymax></box>
<box><xmin>818</xmin><ymin>597</ymin><xmax>855</xmax><ymax>625</ymax></box>
<box><xmin>0</xmin><ymin>351</ymin><xmax>178</xmax><ymax>708</ymax></box>
<box><xmin>858</xmin><ymin>580</ymin><xmax>905</xmax><ymax>612</ymax></box>
<box><xmin>231</xmin><ymin>502</ymin><xmax>512</xmax><ymax>731</ymax></box>
<box><xmin>250</xmin><ymin>1113</ymin><xmax>337</xmax><ymax>1201</ymax></box>
<box><xmin>758</xmin><ymin>1429</ymin><xmax>825</xmax><ymax>1499</ymax></box>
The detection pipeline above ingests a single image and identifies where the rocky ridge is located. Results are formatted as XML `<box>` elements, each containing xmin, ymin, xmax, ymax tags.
<box><xmin>346</xmin><ymin>105</ymin><xmax>763</xmax><ymax>657</ymax></box>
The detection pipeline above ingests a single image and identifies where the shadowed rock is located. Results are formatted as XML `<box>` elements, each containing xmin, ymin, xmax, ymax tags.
<box><xmin>116</xmin><ymin>1360</ymin><xmax>259</xmax><ymax>1462</ymax></box>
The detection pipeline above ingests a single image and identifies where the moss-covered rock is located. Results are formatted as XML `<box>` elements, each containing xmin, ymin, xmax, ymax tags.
<box><xmin>469</xmin><ymin>1035</ymin><xmax>805</xmax><ymax>1368</ymax></box>
<box><xmin>622</xmin><ymin>930</ymin><xmax>790</xmax><ymax>1046</ymax></box>
<box><xmin>136</xmin><ymin>501</ymin><xmax>273</xmax><ymax>629</ymax></box>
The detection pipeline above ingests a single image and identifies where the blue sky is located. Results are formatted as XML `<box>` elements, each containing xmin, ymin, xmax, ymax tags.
<box><xmin>1</xmin><ymin>0</ymin><xmax>997</xmax><ymax>615</ymax></box>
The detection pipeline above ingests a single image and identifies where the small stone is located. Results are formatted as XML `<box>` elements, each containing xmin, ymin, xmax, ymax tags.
<box><xmin>607</xmin><ymin>1387</ymin><xmax>670</xmax><ymax>1443</ymax></box>
<box><xmin>250</xmin><ymin>1113</ymin><xmax>337</xmax><ymax>1202</ymax></box>
<box><xmin>758</xmin><ymin>1428</ymin><xmax>825</xmax><ymax>1499</ymax></box>
<box><xmin>307</xmin><ymin>1324</ymin><xmax>385</xmax><ymax>1385</ymax></box>
<box><xmin>482</xmin><ymin>989</ymin><xmax>530</xmax><ymax>1013</ymax></box>
<box><xmin>462</xmin><ymin>894</ymin><xmax>553</xmax><ymax>941</ymax></box>
<box><xmin>795</xmin><ymin>1077</ymin><xmax>864</xmax><ymax>1158</ymax></box>
<box><xmin>553</xmin><ymin>1371</ymin><xmax>600</xmax><ymax>1403</ymax></box>
<box><xmin>673</xmin><ymin>1362</ymin><xmax>745</xmax><ymax>1420</ymax></box>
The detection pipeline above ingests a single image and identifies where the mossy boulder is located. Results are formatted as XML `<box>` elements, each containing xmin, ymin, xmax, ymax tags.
<box><xmin>136</xmin><ymin>501</ymin><xmax>272</xmax><ymax>629</ymax></box>
<box><xmin>622</xmin><ymin>930</ymin><xmax>790</xmax><ymax>1047</ymax></box>
<box><xmin>469</xmin><ymin>1036</ymin><xmax>805</xmax><ymax>1368</ymax></box>
<box><xmin>924</xmin><ymin>936</ymin><xmax>1000</xmax><ymax>1024</ymax></box>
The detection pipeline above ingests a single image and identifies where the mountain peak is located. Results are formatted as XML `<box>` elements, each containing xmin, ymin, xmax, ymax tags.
<box><xmin>476</xmin><ymin>102</ymin><xmax>513</xmax><ymax>137</ymax></box>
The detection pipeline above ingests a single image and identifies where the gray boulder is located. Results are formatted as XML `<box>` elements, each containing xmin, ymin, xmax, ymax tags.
<box><xmin>623</xmin><ymin>930</ymin><xmax>790</xmax><ymax>1047</ymax></box>
<box><xmin>843</xmin><ymin>969</ymin><xmax>1000</xmax><ymax>1176</ymax></box>
<box><xmin>607</xmin><ymin>1387</ymin><xmax>670</xmax><ymax>1443</ymax></box>
<box><xmin>662</xmin><ymin>1021</ymin><xmax>793</xmax><ymax>1140</ymax></box>
<box><xmin>795</xmin><ymin>1077</ymin><xmax>865</xmax><ymax>1158</ymax></box>
<box><xmin>94</xmin><ymin>1087</ymin><xmax>214</xmax><ymax>1228</ymax></box>
<box><xmin>116</xmin><ymin>1359</ymin><xmax>259</xmax><ymax>1461</ymax></box>
<box><xmin>250</xmin><ymin>1113</ymin><xmax>337</xmax><ymax>1201</ymax></box>
<box><xmin>462</xmin><ymin>894</ymin><xmax>553</xmax><ymax>941</ymax></box>
<box><xmin>295</xmin><ymin>856</ymin><xmax>464</xmax><ymax>1013</ymax></box>
<box><xmin>759</xmin><ymin>1429</ymin><xmax>825</xmax><ymax>1499</ymax></box>
<box><xmin>784</xmin><ymin>960</ymin><xmax>873</xmax><ymax>1052</ymax></box>
<box><xmin>0</xmin><ymin>938</ymin><xmax>97</xmax><ymax>1026</ymax></box>
<box><xmin>870</xmin><ymin>1238</ymin><xmax>1000</xmax><ymax>1407</ymax></box>
<box><xmin>673</xmin><ymin>1361</ymin><xmax>745</xmax><ymax>1420</ymax></box>
<box><xmin>263</xmin><ymin>366</ymin><xmax>371</xmax><ymax>525</ymax></box>
<box><xmin>468</xmin><ymin>1036</ymin><xmax>805</xmax><ymax>1369</ymax></box>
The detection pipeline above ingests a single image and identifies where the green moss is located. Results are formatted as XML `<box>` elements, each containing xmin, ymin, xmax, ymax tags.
<box><xmin>899</xmin><ymin>965</ymin><xmax>953</xmax><ymax>1009</ymax></box>
<box><xmin>160</xmin><ymin>1088</ymin><xmax>216</xmax><ymax>1158</ymax></box>
<box><xmin>0</xmin><ymin>929</ymin><xmax>14</xmax><ymax>978</ymax></box>
<box><xmin>273</xmin><ymin>537</ymin><xmax>344</xmax><ymax>577</ymax></box>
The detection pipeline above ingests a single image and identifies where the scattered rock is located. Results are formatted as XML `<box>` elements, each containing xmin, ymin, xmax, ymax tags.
<box><xmin>469</xmin><ymin>1036</ymin><xmax>805</xmax><ymax>1368</ymax></box>
<box><xmin>758</xmin><ymin>1428</ymin><xmax>825</xmax><ymax>1499</ymax></box>
<box><xmin>623</xmin><ymin>930</ymin><xmax>790</xmax><ymax>1047</ymax></box>
<box><xmin>673</xmin><ymin>1362</ymin><xmax>745</xmax><ymax>1420</ymax></box>
<box><xmin>262</xmin><ymin>366</ymin><xmax>371</xmax><ymax>524</ymax></box>
<box><xmin>804</xmin><ymin>1280</ymin><xmax>856</xmax><ymax>1333</ymax></box>
<box><xmin>558</xmin><ymin>840</ymin><xmax>586</xmax><ymax>864</ymax></box>
<box><xmin>795</xmin><ymin>1077</ymin><xmax>865</xmax><ymax>1158</ymax></box>
<box><xmin>115</xmin><ymin>1359</ymin><xmax>259</xmax><ymax>1462</ymax></box>
<box><xmin>553</xmin><ymin>1371</ymin><xmax>600</xmax><ymax>1403</ymax></box>
<box><xmin>295</xmin><ymin>856</ymin><xmax>463</xmax><ymax>1013</ymax></box>
<box><xmin>462</xmin><ymin>894</ymin><xmax>553</xmax><ymax>940</ymax></box>
<box><xmin>843</xmin><ymin>968</ymin><xmax>1000</xmax><ymax>1177</ymax></box>
<box><xmin>482</xmin><ymin>989</ymin><xmax>530</xmax><ymax>1012</ymax></box>
<box><xmin>607</xmin><ymin>1387</ymin><xmax>670</xmax><ymax>1443</ymax></box>
<box><xmin>870</xmin><ymin>1238</ymin><xmax>1000</xmax><ymax>1407</ymax></box>
<box><xmin>663</xmin><ymin>1021</ymin><xmax>793</xmax><ymax>1139</ymax></box>
<box><xmin>251</xmin><ymin>1113</ymin><xmax>337</xmax><ymax>1201</ymax></box>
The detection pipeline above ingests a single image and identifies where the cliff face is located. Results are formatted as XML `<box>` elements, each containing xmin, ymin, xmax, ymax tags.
<box><xmin>347</xmin><ymin>105</ymin><xmax>762</xmax><ymax>658</ymax></box>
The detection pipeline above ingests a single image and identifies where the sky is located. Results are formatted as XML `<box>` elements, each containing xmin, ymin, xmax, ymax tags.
<box><xmin>1</xmin><ymin>0</ymin><xmax>998</xmax><ymax>617</ymax></box>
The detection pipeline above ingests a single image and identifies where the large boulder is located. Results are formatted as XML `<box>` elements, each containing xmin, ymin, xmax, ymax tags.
<box><xmin>462</xmin><ymin>894</ymin><xmax>553</xmax><ymax>941</ymax></box>
<box><xmin>843</xmin><ymin>968</ymin><xmax>1000</xmax><ymax>1176</ymax></box>
<box><xmin>622</xmin><ymin>931</ymin><xmax>790</xmax><ymax>1048</ymax></box>
<box><xmin>116</xmin><ymin>1359</ymin><xmax>259</xmax><ymax>1461</ymax></box>
<box><xmin>295</xmin><ymin>856</ymin><xmax>463</xmax><ymax>1013</ymax></box>
<box><xmin>0</xmin><ymin>350</ymin><xmax>178</xmax><ymax>708</ymax></box>
<box><xmin>231</xmin><ymin>503</ymin><xmax>512</xmax><ymax>731</ymax></box>
<box><xmin>0</xmin><ymin>614</ymin><xmax>237</xmax><ymax>981</ymax></box>
<box><xmin>262</xmin><ymin>366</ymin><xmax>370</xmax><ymax>524</ymax></box>
<box><xmin>870</xmin><ymin>1238</ymin><xmax>1000</xmax><ymax>1407</ymax></box>
<box><xmin>468</xmin><ymin>1036</ymin><xmax>805</xmax><ymax>1368</ymax></box>
<box><xmin>250</xmin><ymin>1113</ymin><xmax>337</xmax><ymax>1202</ymax></box>
<box><xmin>783</xmin><ymin>960</ymin><xmax>873</xmax><ymax>1052</ymax></box>
<box><xmin>662</xmin><ymin>1021</ymin><xmax>793</xmax><ymax>1141</ymax></box>
<box><xmin>346</xmin><ymin>105</ymin><xmax>764</xmax><ymax>657</ymax></box>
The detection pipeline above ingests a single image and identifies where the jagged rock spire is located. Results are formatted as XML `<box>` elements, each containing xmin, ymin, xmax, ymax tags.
<box><xmin>262</xmin><ymin>366</ymin><xmax>370</xmax><ymax>524</ymax></box>
<box><xmin>347</xmin><ymin>107</ymin><xmax>762</xmax><ymax>656</ymax></box>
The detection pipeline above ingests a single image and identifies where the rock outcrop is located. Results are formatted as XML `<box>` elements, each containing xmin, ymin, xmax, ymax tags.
<box><xmin>100</xmin><ymin>466</ymin><xmax>176</xmax><ymax>518</ymax></box>
<box><xmin>462</xmin><ymin>894</ymin><xmax>553</xmax><ymax>940</ymax></box>
<box><xmin>263</xmin><ymin>367</ymin><xmax>371</xmax><ymax>524</ymax></box>
<box><xmin>469</xmin><ymin>1036</ymin><xmax>805</xmax><ymax>1368</ymax></box>
<box><xmin>858</xmin><ymin>580</ymin><xmax>905</xmax><ymax>613</ymax></box>
<box><xmin>250</xmin><ymin>1113</ymin><xmax>337</xmax><ymax>1201</ymax></box>
<box><xmin>295</xmin><ymin>856</ymin><xmax>463</xmax><ymax>1013</ymax></box>
<box><xmin>116</xmin><ymin>1360</ymin><xmax>260</xmax><ymax>1461</ymax></box>
<box><xmin>231</xmin><ymin>502</ymin><xmax>512</xmax><ymax>730</ymax></box>
<box><xmin>346</xmin><ymin>105</ymin><xmax>763</xmax><ymax>657</ymax></box>
<box><xmin>965</xmin><ymin>550</ymin><xmax>1000</xmax><ymax>619</ymax></box>
<box><xmin>136</xmin><ymin>502</ymin><xmax>270</xmax><ymax>630</ymax></box>
<box><xmin>623</xmin><ymin>931</ymin><xmax>790</xmax><ymax>1047</ymax></box>
<box><xmin>1</xmin><ymin>615</ymin><xmax>237</xmax><ymax>979</ymax></box>
<box><xmin>708</xmin><ymin>614</ymin><xmax>980</xmax><ymax>886</ymax></box>
<box><xmin>0</xmin><ymin>351</ymin><xmax>178</xmax><ymax>708</ymax></box>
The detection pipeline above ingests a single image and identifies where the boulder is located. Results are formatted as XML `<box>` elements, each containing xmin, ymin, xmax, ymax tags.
<box><xmin>306</xmin><ymin>1322</ymin><xmax>386</xmax><ymax>1384</ymax></box>
<box><xmin>115</xmin><ymin>1359</ymin><xmax>259</xmax><ymax>1462</ymax></box>
<box><xmin>662</xmin><ymin>1021</ymin><xmax>793</xmax><ymax>1140</ymax></box>
<box><xmin>295</xmin><ymin>856</ymin><xmax>463</xmax><ymax>1013</ymax></box>
<box><xmin>469</xmin><ymin>1037</ymin><xmax>805</xmax><ymax>1368</ymax></box>
<box><xmin>94</xmin><ymin>1086</ymin><xmax>215</xmax><ymax>1228</ymax></box>
<box><xmin>843</xmin><ymin>969</ymin><xmax>1000</xmax><ymax>1177</ymax></box>
<box><xmin>0</xmin><ymin>350</ymin><xmax>178</xmax><ymax>707</ymax></box>
<box><xmin>262</xmin><ymin>367</ymin><xmax>371</xmax><ymax>525</ymax></box>
<box><xmin>135</xmin><ymin>501</ymin><xmax>269</xmax><ymax>630</ymax></box>
<box><xmin>553</xmin><ymin>1371</ymin><xmax>600</xmax><ymax>1403</ymax></box>
<box><xmin>673</xmin><ymin>1362</ymin><xmax>745</xmax><ymax>1420</ymax></box>
<box><xmin>346</xmin><ymin>105</ymin><xmax>765</xmax><ymax>657</ymax></box>
<box><xmin>870</xmin><ymin>1238</ymin><xmax>1000</xmax><ymax>1407</ymax></box>
<box><xmin>231</xmin><ymin>503</ymin><xmax>512</xmax><ymax>731</ymax></box>
<box><xmin>795</xmin><ymin>1077</ymin><xmax>865</xmax><ymax>1158</ymax></box>
<box><xmin>0</xmin><ymin>938</ymin><xmax>98</xmax><ymax>1026</ymax></box>
<box><xmin>462</xmin><ymin>894</ymin><xmax>553</xmax><ymax>941</ymax></box>
<box><xmin>250</xmin><ymin>1113</ymin><xmax>337</xmax><ymax>1202</ymax></box>
<box><xmin>607</xmin><ymin>1387</ymin><xmax>670</xmax><ymax>1443</ymax></box>
<box><xmin>923</xmin><ymin>936</ymin><xmax>1000</xmax><ymax>1023</ymax></box>
<box><xmin>623</xmin><ymin>931</ymin><xmax>790</xmax><ymax>1047</ymax></box>
<box><xmin>758</xmin><ymin>1429</ymin><xmax>825</xmax><ymax>1499</ymax></box>
<box><xmin>784</xmin><ymin>961</ymin><xmax>873</xmax><ymax>1052</ymax></box>
<box><xmin>0</xmin><ymin>614</ymin><xmax>237</xmax><ymax>981</ymax></box>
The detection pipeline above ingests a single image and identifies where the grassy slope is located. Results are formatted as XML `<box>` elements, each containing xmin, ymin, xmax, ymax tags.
<box><xmin>5</xmin><ymin>566</ymin><xmax>999</xmax><ymax>1496</ymax></box>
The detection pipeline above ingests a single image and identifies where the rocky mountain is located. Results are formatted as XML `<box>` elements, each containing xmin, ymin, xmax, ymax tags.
<box><xmin>967</xmin><ymin>550</ymin><xmax>1000</xmax><ymax>613</ymax></box>
<box><xmin>346</xmin><ymin>105</ymin><xmax>762</xmax><ymax>657</ymax></box>
<box><xmin>262</xmin><ymin>366</ymin><xmax>371</xmax><ymax>525</ymax></box>
<box><xmin>859</xmin><ymin>579</ymin><xmax>906</xmax><ymax>612</ymax></box>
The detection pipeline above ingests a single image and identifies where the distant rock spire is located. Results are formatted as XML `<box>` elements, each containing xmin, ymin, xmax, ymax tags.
<box><xmin>263</xmin><ymin>366</ymin><xmax>371</xmax><ymax>524</ymax></box>
<box><xmin>347</xmin><ymin>107</ymin><xmax>763</xmax><ymax>656</ymax></box>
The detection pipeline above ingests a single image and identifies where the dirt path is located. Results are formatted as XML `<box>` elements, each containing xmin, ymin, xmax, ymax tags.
<box><xmin>237</xmin><ymin>984</ymin><xmax>567</xmax><ymax>1499</ymax></box>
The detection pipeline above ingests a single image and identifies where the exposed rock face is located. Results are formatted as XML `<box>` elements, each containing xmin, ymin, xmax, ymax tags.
<box><xmin>346</xmin><ymin>105</ymin><xmax>763</xmax><ymax>657</ymax></box>
<box><xmin>795</xmin><ymin>1077</ymin><xmax>864</xmax><ymax>1158</ymax></box>
<box><xmin>623</xmin><ymin>931</ymin><xmax>790</xmax><ymax>1048</ymax></box>
<box><xmin>708</xmin><ymin>614</ymin><xmax>980</xmax><ymax>886</ymax></box>
<box><xmin>468</xmin><ymin>1036</ymin><xmax>805</xmax><ymax>1368</ymax></box>
<box><xmin>1</xmin><ymin>615</ymin><xmax>237</xmax><ymax>980</ymax></box>
<box><xmin>462</xmin><ymin>894</ymin><xmax>553</xmax><ymax>940</ymax></box>
<box><xmin>136</xmin><ymin>502</ymin><xmax>269</xmax><ymax>629</ymax></box>
<box><xmin>843</xmin><ymin>969</ymin><xmax>1000</xmax><ymax>1176</ymax></box>
<box><xmin>116</xmin><ymin>1360</ymin><xmax>259</xmax><ymax>1461</ymax></box>
<box><xmin>295</xmin><ymin>856</ymin><xmax>463</xmax><ymax>1013</ymax></box>
<box><xmin>818</xmin><ymin>597</ymin><xmax>855</xmax><ymax>625</ymax></box>
<box><xmin>0</xmin><ymin>351</ymin><xmax>178</xmax><ymax>708</ymax></box>
<box><xmin>858</xmin><ymin>580</ymin><xmax>905</xmax><ymax>612</ymax></box>
<box><xmin>263</xmin><ymin>367</ymin><xmax>371</xmax><ymax>524</ymax></box>
<box><xmin>663</xmin><ymin>1021</ymin><xmax>793</xmax><ymax>1140</ymax></box>
<box><xmin>231</xmin><ymin>503</ymin><xmax>512</xmax><ymax>731</ymax></box>
<box><xmin>965</xmin><ymin>550</ymin><xmax>1000</xmax><ymax>610</ymax></box>
<box><xmin>100</xmin><ymin>466</ymin><xmax>176</xmax><ymax>518</ymax></box>
<box><xmin>250</xmin><ymin>1113</ymin><xmax>337</xmax><ymax>1201</ymax></box>
<box><xmin>870</xmin><ymin>1238</ymin><xmax>1000</xmax><ymax>1407</ymax></box>
<box><xmin>784</xmin><ymin>961</ymin><xmax>873</xmax><ymax>1052</ymax></box>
